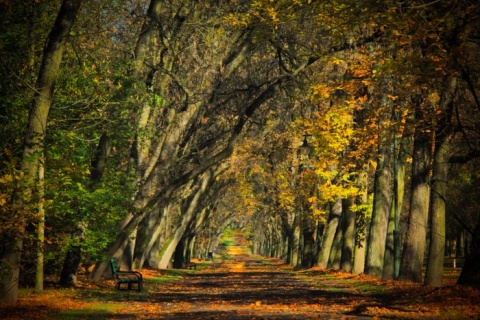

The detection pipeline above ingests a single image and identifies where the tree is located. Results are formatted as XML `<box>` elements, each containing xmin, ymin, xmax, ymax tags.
<box><xmin>424</xmin><ymin>76</ymin><xmax>457</xmax><ymax>286</ymax></box>
<box><xmin>398</xmin><ymin>93</ymin><xmax>433</xmax><ymax>283</ymax></box>
<box><xmin>0</xmin><ymin>0</ymin><xmax>83</xmax><ymax>302</ymax></box>
<box><xmin>364</xmin><ymin>103</ymin><xmax>394</xmax><ymax>277</ymax></box>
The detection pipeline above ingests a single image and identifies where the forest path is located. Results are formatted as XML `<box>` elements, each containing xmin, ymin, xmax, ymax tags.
<box><xmin>147</xmin><ymin>244</ymin><xmax>368</xmax><ymax>319</ymax></box>
<box><xmin>2</xmin><ymin>240</ymin><xmax>479</xmax><ymax>319</ymax></box>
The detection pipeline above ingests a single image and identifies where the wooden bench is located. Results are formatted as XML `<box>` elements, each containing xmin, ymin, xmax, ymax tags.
<box><xmin>110</xmin><ymin>258</ymin><xmax>143</xmax><ymax>292</ymax></box>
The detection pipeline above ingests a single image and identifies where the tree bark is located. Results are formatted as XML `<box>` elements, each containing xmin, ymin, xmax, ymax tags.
<box><xmin>0</xmin><ymin>0</ymin><xmax>82</xmax><ymax>302</ymax></box>
<box><xmin>317</xmin><ymin>199</ymin><xmax>342</xmax><ymax>268</ymax></box>
<box><xmin>353</xmin><ymin>170</ymin><xmax>369</xmax><ymax>275</ymax></box>
<box><xmin>365</xmin><ymin>120</ymin><xmax>393</xmax><ymax>277</ymax></box>
<box><xmin>132</xmin><ymin>208</ymin><xmax>165</xmax><ymax>269</ymax></box>
<box><xmin>340</xmin><ymin>197</ymin><xmax>356</xmax><ymax>272</ymax></box>
<box><xmin>290</xmin><ymin>213</ymin><xmax>301</xmax><ymax>267</ymax></box>
<box><xmin>425</xmin><ymin>76</ymin><xmax>456</xmax><ymax>286</ymax></box>
<box><xmin>383</xmin><ymin>115</ymin><xmax>407</xmax><ymax>280</ymax></box>
<box><xmin>399</xmin><ymin>96</ymin><xmax>432</xmax><ymax>283</ymax></box>
<box><xmin>424</xmin><ymin>136</ymin><xmax>448</xmax><ymax>286</ymax></box>
<box><xmin>158</xmin><ymin>170</ymin><xmax>213</xmax><ymax>269</ymax></box>
<box><xmin>302</xmin><ymin>225</ymin><xmax>316</xmax><ymax>268</ymax></box>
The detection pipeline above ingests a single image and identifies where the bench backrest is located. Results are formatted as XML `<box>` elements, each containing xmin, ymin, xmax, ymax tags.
<box><xmin>110</xmin><ymin>258</ymin><xmax>118</xmax><ymax>277</ymax></box>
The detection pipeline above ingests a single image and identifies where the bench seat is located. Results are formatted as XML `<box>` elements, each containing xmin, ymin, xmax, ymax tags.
<box><xmin>110</xmin><ymin>258</ymin><xmax>143</xmax><ymax>291</ymax></box>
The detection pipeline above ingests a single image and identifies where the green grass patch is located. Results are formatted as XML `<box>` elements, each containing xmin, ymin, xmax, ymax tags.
<box><xmin>53</xmin><ymin>303</ymin><xmax>119</xmax><ymax>319</ymax></box>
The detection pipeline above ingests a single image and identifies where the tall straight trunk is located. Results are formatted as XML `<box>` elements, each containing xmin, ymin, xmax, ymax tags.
<box><xmin>365</xmin><ymin>121</ymin><xmax>393</xmax><ymax>277</ymax></box>
<box><xmin>35</xmin><ymin>161</ymin><xmax>45</xmax><ymax>293</ymax></box>
<box><xmin>456</xmin><ymin>232</ymin><xmax>465</xmax><ymax>257</ymax></box>
<box><xmin>340</xmin><ymin>197</ymin><xmax>356</xmax><ymax>272</ymax></box>
<box><xmin>424</xmin><ymin>137</ymin><xmax>448</xmax><ymax>286</ymax></box>
<box><xmin>328</xmin><ymin>217</ymin><xmax>343</xmax><ymax>270</ymax></box>
<box><xmin>383</xmin><ymin>116</ymin><xmax>407</xmax><ymax>280</ymax></box>
<box><xmin>281</xmin><ymin>226</ymin><xmax>290</xmax><ymax>261</ymax></box>
<box><xmin>317</xmin><ymin>199</ymin><xmax>342</xmax><ymax>268</ymax></box>
<box><xmin>353</xmin><ymin>229</ymin><xmax>367</xmax><ymax>275</ymax></box>
<box><xmin>353</xmin><ymin>171</ymin><xmax>369</xmax><ymax>275</ymax></box>
<box><xmin>290</xmin><ymin>213</ymin><xmax>301</xmax><ymax>267</ymax></box>
<box><xmin>425</xmin><ymin>76</ymin><xmax>456</xmax><ymax>286</ymax></box>
<box><xmin>0</xmin><ymin>0</ymin><xmax>82</xmax><ymax>302</ymax></box>
<box><xmin>315</xmin><ymin>222</ymin><xmax>325</xmax><ymax>263</ymax></box>
<box><xmin>399</xmin><ymin>96</ymin><xmax>432</xmax><ymax>283</ymax></box>
<box><xmin>302</xmin><ymin>225</ymin><xmax>315</xmax><ymax>268</ymax></box>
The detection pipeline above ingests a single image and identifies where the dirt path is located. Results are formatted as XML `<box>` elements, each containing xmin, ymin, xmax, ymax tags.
<box><xmin>2</xmin><ymin>243</ymin><xmax>479</xmax><ymax>319</ymax></box>
<box><xmin>143</xmin><ymin>246</ymin><xmax>369</xmax><ymax>319</ymax></box>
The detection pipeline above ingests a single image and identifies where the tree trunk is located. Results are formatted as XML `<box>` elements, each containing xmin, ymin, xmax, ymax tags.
<box><xmin>340</xmin><ymin>197</ymin><xmax>356</xmax><ymax>272</ymax></box>
<box><xmin>329</xmin><ymin>210</ymin><xmax>344</xmax><ymax>270</ymax></box>
<box><xmin>281</xmin><ymin>226</ymin><xmax>290</xmax><ymax>261</ymax></box>
<box><xmin>424</xmin><ymin>137</ymin><xmax>448</xmax><ymax>286</ymax></box>
<box><xmin>158</xmin><ymin>171</ymin><xmax>213</xmax><ymax>269</ymax></box>
<box><xmin>302</xmin><ymin>226</ymin><xmax>315</xmax><ymax>268</ymax></box>
<box><xmin>59</xmin><ymin>223</ymin><xmax>87</xmax><ymax>286</ymax></box>
<box><xmin>383</xmin><ymin>124</ymin><xmax>407</xmax><ymax>280</ymax></box>
<box><xmin>35</xmin><ymin>160</ymin><xmax>45</xmax><ymax>293</ymax></box>
<box><xmin>353</xmin><ymin>171</ymin><xmax>369</xmax><ymax>275</ymax></box>
<box><xmin>365</xmin><ymin>124</ymin><xmax>393</xmax><ymax>277</ymax></box>
<box><xmin>0</xmin><ymin>0</ymin><xmax>82</xmax><ymax>302</ymax></box>
<box><xmin>457</xmin><ymin>221</ymin><xmax>480</xmax><ymax>288</ymax></box>
<box><xmin>425</xmin><ymin>76</ymin><xmax>456</xmax><ymax>286</ymax></box>
<box><xmin>145</xmin><ymin>207</ymin><xmax>172</xmax><ymax>267</ymax></box>
<box><xmin>399</xmin><ymin>96</ymin><xmax>432</xmax><ymax>283</ymax></box>
<box><xmin>173</xmin><ymin>237</ymin><xmax>187</xmax><ymax>268</ymax></box>
<box><xmin>133</xmin><ymin>208</ymin><xmax>165</xmax><ymax>269</ymax></box>
<box><xmin>290</xmin><ymin>213</ymin><xmax>301</xmax><ymax>267</ymax></box>
<box><xmin>315</xmin><ymin>222</ymin><xmax>325</xmax><ymax>264</ymax></box>
<box><xmin>317</xmin><ymin>199</ymin><xmax>342</xmax><ymax>268</ymax></box>
<box><xmin>353</xmin><ymin>231</ymin><xmax>367</xmax><ymax>275</ymax></box>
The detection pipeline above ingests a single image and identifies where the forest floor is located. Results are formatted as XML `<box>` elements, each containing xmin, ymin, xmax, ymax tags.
<box><xmin>1</xmin><ymin>240</ymin><xmax>480</xmax><ymax>319</ymax></box>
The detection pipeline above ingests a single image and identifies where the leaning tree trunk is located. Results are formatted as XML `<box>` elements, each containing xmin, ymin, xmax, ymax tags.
<box><xmin>398</xmin><ymin>96</ymin><xmax>432</xmax><ymax>283</ymax></box>
<box><xmin>317</xmin><ymin>199</ymin><xmax>342</xmax><ymax>268</ymax></box>
<box><xmin>158</xmin><ymin>171</ymin><xmax>213</xmax><ymax>269</ymax></box>
<box><xmin>132</xmin><ymin>208</ymin><xmax>165</xmax><ymax>269</ymax></box>
<box><xmin>0</xmin><ymin>0</ymin><xmax>82</xmax><ymax>302</ymax></box>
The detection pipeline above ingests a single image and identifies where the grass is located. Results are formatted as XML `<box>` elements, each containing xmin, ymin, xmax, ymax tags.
<box><xmin>53</xmin><ymin>303</ymin><xmax>120</xmax><ymax>320</ymax></box>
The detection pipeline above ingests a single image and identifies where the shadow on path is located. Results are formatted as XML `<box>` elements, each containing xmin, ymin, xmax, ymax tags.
<box><xmin>143</xmin><ymin>247</ymin><xmax>373</xmax><ymax>319</ymax></box>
